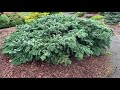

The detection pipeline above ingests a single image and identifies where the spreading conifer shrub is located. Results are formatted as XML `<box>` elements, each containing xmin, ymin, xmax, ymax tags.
<box><xmin>2</xmin><ymin>14</ymin><xmax>114</xmax><ymax>66</ymax></box>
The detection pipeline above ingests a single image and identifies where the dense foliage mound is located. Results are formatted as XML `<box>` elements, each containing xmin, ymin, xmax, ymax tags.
<box><xmin>0</xmin><ymin>14</ymin><xmax>10</xmax><ymax>29</ymax></box>
<box><xmin>2</xmin><ymin>14</ymin><xmax>114</xmax><ymax>66</ymax></box>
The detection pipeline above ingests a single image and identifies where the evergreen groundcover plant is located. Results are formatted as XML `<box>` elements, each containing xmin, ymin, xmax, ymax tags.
<box><xmin>2</xmin><ymin>14</ymin><xmax>114</xmax><ymax>66</ymax></box>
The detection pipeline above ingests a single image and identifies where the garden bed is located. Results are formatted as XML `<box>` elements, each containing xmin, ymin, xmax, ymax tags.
<box><xmin>0</xmin><ymin>27</ymin><xmax>114</xmax><ymax>78</ymax></box>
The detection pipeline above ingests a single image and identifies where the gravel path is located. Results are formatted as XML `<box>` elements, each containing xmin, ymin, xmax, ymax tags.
<box><xmin>106</xmin><ymin>25</ymin><xmax>120</xmax><ymax>78</ymax></box>
<box><xmin>109</xmin><ymin>33</ymin><xmax>120</xmax><ymax>78</ymax></box>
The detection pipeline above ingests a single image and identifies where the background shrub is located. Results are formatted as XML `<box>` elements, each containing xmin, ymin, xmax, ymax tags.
<box><xmin>24</xmin><ymin>12</ymin><xmax>50</xmax><ymax>23</ymax></box>
<box><xmin>24</xmin><ymin>12</ymin><xmax>62</xmax><ymax>23</ymax></box>
<box><xmin>99</xmin><ymin>12</ymin><xmax>105</xmax><ymax>16</ymax></box>
<box><xmin>6</xmin><ymin>13</ymin><xmax>25</xmax><ymax>27</ymax></box>
<box><xmin>75</xmin><ymin>12</ymin><xmax>86</xmax><ymax>17</ymax></box>
<box><xmin>0</xmin><ymin>14</ymin><xmax>10</xmax><ymax>29</ymax></box>
<box><xmin>2</xmin><ymin>14</ymin><xmax>114</xmax><ymax>66</ymax></box>
<box><xmin>50</xmin><ymin>12</ymin><xmax>63</xmax><ymax>14</ymax></box>
<box><xmin>91</xmin><ymin>14</ymin><xmax>104</xmax><ymax>20</ymax></box>
<box><xmin>104</xmin><ymin>12</ymin><xmax>120</xmax><ymax>24</ymax></box>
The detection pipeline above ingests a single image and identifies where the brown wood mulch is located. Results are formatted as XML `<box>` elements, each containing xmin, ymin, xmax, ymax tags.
<box><xmin>0</xmin><ymin>27</ymin><xmax>114</xmax><ymax>78</ymax></box>
<box><xmin>109</xmin><ymin>25</ymin><xmax>120</xmax><ymax>35</ymax></box>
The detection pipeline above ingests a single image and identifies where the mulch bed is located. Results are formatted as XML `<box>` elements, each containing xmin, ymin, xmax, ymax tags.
<box><xmin>0</xmin><ymin>27</ymin><xmax>114</xmax><ymax>78</ymax></box>
<box><xmin>0</xmin><ymin>27</ymin><xmax>16</xmax><ymax>48</ymax></box>
<box><xmin>109</xmin><ymin>25</ymin><xmax>120</xmax><ymax>35</ymax></box>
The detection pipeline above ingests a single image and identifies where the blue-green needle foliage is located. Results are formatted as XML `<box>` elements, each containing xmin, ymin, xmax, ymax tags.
<box><xmin>2</xmin><ymin>14</ymin><xmax>114</xmax><ymax>66</ymax></box>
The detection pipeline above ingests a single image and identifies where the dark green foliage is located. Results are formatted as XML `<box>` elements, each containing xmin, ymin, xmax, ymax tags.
<box><xmin>6</xmin><ymin>13</ymin><xmax>25</xmax><ymax>27</ymax></box>
<box><xmin>99</xmin><ymin>12</ymin><xmax>105</xmax><ymax>16</ymax></box>
<box><xmin>0</xmin><ymin>14</ymin><xmax>10</xmax><ymax>29</ymax></box>
<box><xmin>76</xmin><ymin>12</ymin><xmax>86</xmax><ymax>17</ymax></box>
<box><xmin>0</xmin><ymin>13</ymin><xmax>25</xmax><ymax>29</ymax></box>
<box><xmin>49</xmin><ymin>12</ymin><xmax>60</xmax><ymax>14</ymax></box>
<box><xmin>2</xmin><ymin>14</ymin><xmax>114</xmax><ymax>66</ymax></box>
<box><xmin>103</xmin><ymin>12</ymin><xmax>120</xmax><ymax>24</ymax></box>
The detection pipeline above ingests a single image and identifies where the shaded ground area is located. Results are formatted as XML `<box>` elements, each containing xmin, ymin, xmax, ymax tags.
<box><xmin>0</xmin><ymin>27</ymin><xmax>113</xmax><ymax>78</ymax></box>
